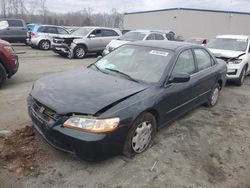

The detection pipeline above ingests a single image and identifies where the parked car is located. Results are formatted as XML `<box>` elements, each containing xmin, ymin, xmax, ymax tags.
<box><xmin>28</xmin><ymin>25</ymin><xmax>70</xmax><ymax>50</ymax></box>
<box><xmin>27</xmin><ymin>41</ymin><xmax>227</xmax><ymax>161</ymax></box>
<box><xmin>207</xmin><ymin>35</ymin><xmax>250</xmax><ymax>86</ymax></box>
<box><xmin>0</xmin><ymin>39</ymin><xmax>19</xmax><ymax>85</ymax></box>
<box><xmin>52</xmin><ymin>27</ymin><xmax>121</xmax><ymax>59</ymax></box>
<box><xmin>0</xmin><ymin>19</ymin><xmax>27</xmax><ymax>44</ymax></box>
<box><xmin>185</xmin><ymin>37</ymin><xmax>208</xmax><ymax>46</ymax></box>
<box><xmin>103</xmin><ymin>30</ymin><xmax>168</xmax><ymax>56</ymax></box>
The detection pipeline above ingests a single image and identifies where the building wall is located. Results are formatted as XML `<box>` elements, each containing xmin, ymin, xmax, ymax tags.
<box><xmin>124</xmin><ymin>9</ymin><xmax>250</xmax><ymax>39</ymax></box>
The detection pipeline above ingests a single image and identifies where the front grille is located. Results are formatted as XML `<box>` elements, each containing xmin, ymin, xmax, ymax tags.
<box><xmin>31</xmin><ymin>99</ymin><xmax>57</xmax><ymax>127</ymax></box>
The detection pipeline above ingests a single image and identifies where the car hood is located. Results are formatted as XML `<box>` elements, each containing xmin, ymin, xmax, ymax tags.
<box><xmin>31</xmin><ymin>69</ymin><xmax>148</xmax><ymax>115</ymax></box>
<box><xmin>208</xmin><ymin>48</ymin><xmax>245</xmax><ymax>58</ymax></box>
<box><xmin>108</xmin><ymin>39</ymin><xmax>129</xmax><ymax>49</ymax></box>
<box><xmin>54</xmin><ymin>35</ymin><xmax>82</xmax><ymax>39</ymax></box>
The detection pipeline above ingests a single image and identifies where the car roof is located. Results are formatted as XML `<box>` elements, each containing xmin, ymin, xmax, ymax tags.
<box><xmin>129</xmin><ymin>40</ymin><xmax>200</xmax><ymax>51</ymax></box>
<box><xmin>129</xmin><ymin>30</ymin><xmax>168</xmax><ymax>34</ymax></box>
<box><xmin>216</xmin><ymin>35</ymin><xmax>249</xmax><ymax>40</ymax></box>
<box><xmin>78</xmin><ymin>26</ymin><xmax>118</xmax><ymax>30</ymax></box>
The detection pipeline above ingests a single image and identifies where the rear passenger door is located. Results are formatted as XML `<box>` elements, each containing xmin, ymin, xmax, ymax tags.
<box><xmin>193</xmin><ymin>48</ymin><xmax>217</xmax><ymax>101</ymax></box>
<box><xmin>44</xmin><ymin>26</ymin><xmax>59</xmax><ymax>41</ymax></box>
<box><xmin>101</xmin><ymin>29</ymin><xmax>120</xmax><ymax>48</ymax></box>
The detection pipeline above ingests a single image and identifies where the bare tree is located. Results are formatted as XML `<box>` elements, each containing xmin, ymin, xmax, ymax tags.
<box><xmin>0</xmin><ymin>0</ymin><xmax>7</xmax><ymax>18</ymax></box>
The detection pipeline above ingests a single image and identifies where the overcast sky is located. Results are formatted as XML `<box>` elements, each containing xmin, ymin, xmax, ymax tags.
<box><xmin>45</xmin><ymin>0</ymin><xmax>250</xmax><ymax>13</ymax></box>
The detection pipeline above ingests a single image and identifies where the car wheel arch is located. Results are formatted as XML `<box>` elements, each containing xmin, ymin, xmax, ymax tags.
<box><xmin>75</xmin><ymin>43</ymin><xmax>88</xmax><ymax>51</ymax></box>
<box><xmin>132</xmin><ymin>108</ymin><xmax>159</xmax><ymax>129</ymax></box>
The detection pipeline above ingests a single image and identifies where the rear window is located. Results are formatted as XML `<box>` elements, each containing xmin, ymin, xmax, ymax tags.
<box><xmin>7</xmin><ymin>20</ymin><xmax>24</xmax><ymax>27</ymax></box>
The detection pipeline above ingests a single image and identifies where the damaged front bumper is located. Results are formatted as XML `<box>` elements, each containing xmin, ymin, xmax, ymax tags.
<box><xmin>27</xmin><ymin>95</ymin><xmax>130</xmax><ymax>161</ymax></box>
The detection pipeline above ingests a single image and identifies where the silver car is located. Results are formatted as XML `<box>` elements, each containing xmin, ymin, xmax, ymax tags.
<box><xmin>52</xmin><ymin>27</ymin><xmax>122</xmax><ymax>59</ymax></box>
<box><xmin>27</xmin><ymin>25</ymin><xmax>69</xmax><ymax>50</ymax></box>
<box><xmin>103</xmin><ymin>30</ymin><xmax>169</xmax><ymax>56</ymax></box>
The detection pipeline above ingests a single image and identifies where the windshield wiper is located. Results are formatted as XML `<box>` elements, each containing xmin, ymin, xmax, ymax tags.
<box><xmin>105</xmin><ymin>68</ymin><xmax>139</xmax><ymax>83</ymax></box>
<box><xmin>88</xmin><ymin>63</ymin><xmax>108</xmax><ymax>74</ymax></box>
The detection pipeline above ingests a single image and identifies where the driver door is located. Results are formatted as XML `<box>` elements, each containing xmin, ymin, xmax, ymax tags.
<box><xmin>157</xmin><ymin>49</ymin><xmax>200</xmax><ymax>125</ymax></box>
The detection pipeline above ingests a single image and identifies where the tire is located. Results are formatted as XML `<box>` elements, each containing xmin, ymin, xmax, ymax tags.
<box><xmin>74</xmin><ymin>45</ymin><xmax>86</xmax><ymax>59</ymax></box>
<box><xmin>205</xmin><ymin>83</ymin><xmax>220</xmax><ymax>108</ymax></box>
<box><xmin>123</xmin><ymin>113</ymin><xmax>157</xmax><ymax>158</ymax></box>
<box><xmin>235</xmin><ymin>66</ymin><xmax>247</xmax><ymax>86</ymax></box>
<box><xmin>39</xmin><ymin>40</ymin><xmax>51</xmax><ymax>50</ymax></box>
<box><xmin>0</xmin><ymin>63</ymin><xmax>7</xmax><ymax>85</ymax></box>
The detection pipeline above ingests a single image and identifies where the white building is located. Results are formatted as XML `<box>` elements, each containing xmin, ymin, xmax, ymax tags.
<box><xmin>124</xmin><ymin>8</ymin><xmax>250</xmax><ymax>39</ymax></box>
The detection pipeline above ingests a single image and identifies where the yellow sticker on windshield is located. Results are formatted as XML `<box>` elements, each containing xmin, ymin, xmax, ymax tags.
<box><xmin>150</xmin><ymin>50</ymin><xmax>169</xmax><ymax>56</ymax></box>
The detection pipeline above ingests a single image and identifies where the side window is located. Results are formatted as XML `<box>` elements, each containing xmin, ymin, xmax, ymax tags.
<box><xmin>172</xmin><ymin>50</ymin><xmax>195</xmax><ymax>75</ymax></box>
<box><xmin>146</xmin><ymin>34</ymin><xmax>155</xmax><ymax>40</ymax></box>
<box><xmin>37</xmin><ymin>26</ymin><xmax>46</xmax><ymax>33</ymax></box>
<box><xmin>46</xmin><ymin>27</ymin><xmax>58</xmax><ymax>34</ymax></box>
<box><xmin>248</xmin><ymin>42</ymin><xmax>250</xmax><ymax>53</ymax></box>
<box><xmin>155</xmin><ymin>34</ymin><xmax>165</xmax><ymax>40</ymax></box>
<box><xmin>194</xmin><ymin>49</ymin><xmax>212</xmax><ymax>71</ymax></box>
<box><xmin>91</xmin><ymin>29</ymin><xmax>102</xmax><ymax>37</ymax></box>
<box><xmin>7</xmin><ymin>20</ymin><xmax>23</xmax><ymax>27</ymax></box>
<box><xmin>57</xmin><ymin>27</ymin><xmax>68</xmax><ymax>34</ymax></box>
<box><xmin>102</xmin><ymin>29</ymin><xmax>119</xmax><ymax>37</ymax></box>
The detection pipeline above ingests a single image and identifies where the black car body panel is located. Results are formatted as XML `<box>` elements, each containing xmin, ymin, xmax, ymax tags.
<box><xmin>28</xmin><ymin>41</ymin><xmax>227</xmax><ymax>161</ymax></box>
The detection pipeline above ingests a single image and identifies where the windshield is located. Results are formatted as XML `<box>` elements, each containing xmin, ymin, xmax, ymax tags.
<box><xmin>118</xmin><ymin>31</ymin><xmax>147</xmax><ymax>41</ymax></box>
<box><xmin>71</xmin><ymin>27</ymin><xmax>92</xmax><ymax>36</ymax></box>
<box><xmin>207</xmin><ymin>38</ymin><xmax>248</xmax><ymax>52</ymax></box>
<box><xmin>95</xmin><ymin>45</ymin><xmax>173</xmax><ymax>84</ymax></box>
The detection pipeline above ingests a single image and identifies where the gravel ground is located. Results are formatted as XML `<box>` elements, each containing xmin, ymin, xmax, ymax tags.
<box><xmin>0</xmin><ymin>44</ymin><xmax>250</xmax><ymax>188</ymax></box>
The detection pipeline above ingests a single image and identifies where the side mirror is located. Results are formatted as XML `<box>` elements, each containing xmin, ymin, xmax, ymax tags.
<box><xmin>97</xmin><ymin>55</ymin><xmax>102</xmax><ymax>61</ymax></box>
<box><xmin>169</xmin><ymin>73</ymin><xmax>190</xmax><ymax>83</ymax></box>
<box><xmin>89</xmin><ymin>34</ymin><xmax>96</xmax><ymax>38</ymax></box>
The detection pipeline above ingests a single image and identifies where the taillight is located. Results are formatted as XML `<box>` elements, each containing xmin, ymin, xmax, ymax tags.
<box><xmin>31</xmin><ymin>32</ymin><xmax>35</xmax><ymax>38</ymax></box>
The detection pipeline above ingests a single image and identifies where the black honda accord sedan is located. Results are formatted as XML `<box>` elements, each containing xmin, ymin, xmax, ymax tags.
<box><xmin>27</xmin><ymin>41</ymin><xmax>227</xmax><ymax>161</ymax></box>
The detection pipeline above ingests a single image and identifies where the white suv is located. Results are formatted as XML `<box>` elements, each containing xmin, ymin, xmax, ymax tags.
<box><xmin>207</xmin><ymin>35</ymin><xmax>250</xmax><ymax>86</ymax></box>
<box><xmin>28</xmin><ymin>25</ymin><xmax>69</xmax><ymax>50</ymax></box>
<box><xmin>103</xmin><ymin>30</ymin><xmax>168</xmax><ymax>56</ymax></box>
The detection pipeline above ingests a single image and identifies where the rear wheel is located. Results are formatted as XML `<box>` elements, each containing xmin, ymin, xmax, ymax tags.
<box><xmin>205</xmin><ymin>83</ymin><xmax>220</xmax><ymax>108</ymax></box>
<box><xmin>74</xmin><ymin>45</ymin><xmax>86</xmax><ymax>59</ymax></box>
<box><xmin>0</xmin><ymin>63</ymin><xmax>7</xmax><ymax>85</ymax></box>
<box><xmin>39</xmin><ymin>40</ymin><xmax>51</xmax><ymax>50</ymax></box>
<box><xmin>235</xmin><ymin>66</ymin><xmax>247</xmax><ymax>86</ymax></box>
<box><xmin>123</xmin><ymin>113</ymin><xmax>157</xmax><ymax>158</ymax></box>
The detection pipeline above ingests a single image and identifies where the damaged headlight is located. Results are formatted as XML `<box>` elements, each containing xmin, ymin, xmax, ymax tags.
<box><xmin>63</xmin><ymin>116</ymin><xmax>120</xmax><ymax>133</ymax></box>
<box><xmin>4</xmin><ymin>46</ymin><xmax>15</xmax><ymax>54</ymax></box>
<box><xmin>228</xmin><ymin>59</ymin><xmax>242</xmax><ymax>64</ymax></box>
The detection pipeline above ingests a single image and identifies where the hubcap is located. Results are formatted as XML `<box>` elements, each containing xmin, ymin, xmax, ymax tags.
<box><xmin>211</xmin><ymin>88</ymin><xmax>219</xmax><ymax>106</ymax></box>
<box><xmin>76</xmin><ymin>48</ymin><xmax>85</xmax><ymax>58</ymax></box>
<box><xmin>42</xmin><ymin>41</ymin><xmax>50</xmax><ymax>50</ymax></box>
<box><xmin>132</xmin><ymin>121</ymin><xmax>152</xmax><ymax>153</ymax></box>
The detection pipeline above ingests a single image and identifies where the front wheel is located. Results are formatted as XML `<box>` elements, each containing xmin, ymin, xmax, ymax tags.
<box><xmin>74</xmin><ymin>45</ymin><xmax>86</xmax><ymax>59</ymax></box>
<box><xmin>123</xmin><ymin>113</ymin><xmax>157</xmax><ymax>158</ymax></box>
<box><xmin>235</xmin><ymin>66</ymin><xmax>247</xmax><ymax>86</ymax></box>
<box><xmin>0</xmin><ymin>63</ymin><xmax>7</xmax><ymax>85</ymax></box>
<box><xmin>205</xmin><ymin>83</ymin><xmax>220</xmax><ymax>108</ymax></box>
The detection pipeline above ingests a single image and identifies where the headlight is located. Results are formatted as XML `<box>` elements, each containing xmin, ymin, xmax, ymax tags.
<box><xmin>63</xmin><ymin>116</ymin><xmax>120</xmax><ymax>133</ymax></box>
<box><xmin>4</xmin><ymin>46</ymin><xmax>15</xmax><ymax>54</ymax></box>
<box><xmin>228</xmin><ymin>59</ymin><xmax>242</xmax><ymax>64</ymax></box>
